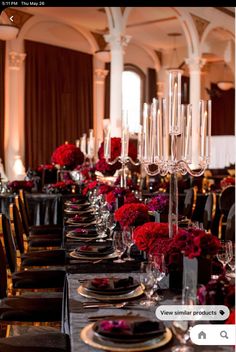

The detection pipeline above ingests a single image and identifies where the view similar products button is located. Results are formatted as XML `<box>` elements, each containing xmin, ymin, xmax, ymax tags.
<box><xmin>156</xmin><ymin>305</ymin><xmax>230</xmax><ymax>321</ymax></box>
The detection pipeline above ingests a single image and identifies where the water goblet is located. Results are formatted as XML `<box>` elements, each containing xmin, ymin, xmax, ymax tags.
<box><xmin>216</xmin><ymin>240</ymin><xmax>233</xmax><ymax>271</ymax></box>
<box><xmin>122</xmin><ymin>228</ymin><xmax>135</xmax><ymax>261</ymax></box>
<box><xmin>106</xmin><ymin>213</ymin><xmax>116</xmax><ymax>240</ymax></box>
<box><xmin>149</xmin><ymin>253</ymin><xmax>166</xmax><ymax>301</ymax></box>
<box><xmin>139</xmin><ymin>262</ymin><xmax>156</xmax><ymax>307</ymax></box>
<box><xmin>171</xmin><ymin>321</ymin><xmax>193</xmax><ymax>352</ymax></box>
<box><xmin>95</xmin><ymin>221</ymin><xmax>107</xmax><ymax>242</ymax></box>
<box><xmin>113</xmin><ymin>231</ymin><xmax>126</xmax><ymax>263</ymax></box>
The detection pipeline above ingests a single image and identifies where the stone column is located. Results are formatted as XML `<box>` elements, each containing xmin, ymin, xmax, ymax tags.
<box><xmin>185</xmin><ymin>56</ymin><xmax>206</xmax><ymax>167</ymax></box>
<box><xmin>94</xmin><ymin>68</ymin><xmax>108</xmax><ymax>155</ymax></box>
<box><xmin>5</xmin><ymin>50</ymin><xmax>26</xmax><ymax>180</ymax></box>
<box><xmin>104</xmin><ymin>33</ymin><xmax>131</xmax><ymax>137</ymax></box>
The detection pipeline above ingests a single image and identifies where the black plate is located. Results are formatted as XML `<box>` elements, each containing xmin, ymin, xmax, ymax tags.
<box><xmin>75</xmin><ymin>245</ymin><xmax>113</xmax><ymax>257</ymax></box>
<box><xmin>93</xmin><ymin>319</ymin><xmax>166</xmax><ymax>343</ymax></box>
<box><xmin>84</xmin><ymin>277</ymin><xmax>139</xmax><ymax>295</ymax></box>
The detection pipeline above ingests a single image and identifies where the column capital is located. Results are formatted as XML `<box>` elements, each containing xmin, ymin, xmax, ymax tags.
<box><xmin>94</xmin><ymin>68</ymin><xmax>109</xmax><ymax>84</ymax></box>
<box><xmin>104</xmin><ymin>33</ymin><xmax>131</xmax><ymax>51</ymax></box>
<box><xmin>9</xmin><ymin>51</ymin><xmax>26</xmax><ymax>70</ymax></box>
<box><xmin>185</xmin><ymin>56</ymin><xmax>206</xmax><ymax>72</ymax></box>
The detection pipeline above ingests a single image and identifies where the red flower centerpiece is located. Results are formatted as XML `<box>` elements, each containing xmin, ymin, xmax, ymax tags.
<box><xmin>220</xmin><ymin>176</ymin><xmax>235</xmax><ymax>189</ymax></box>
<box><xmin>114</xmin><ymin>203</ymin><xmax>149</xmax><ymax>229</ymax></box>
<box><xmin>8</xmin><ymin>180</ymin><xmax>34</xmax><ymax>193</ymax></box>
<box><xmin>95</xmin><ymin>137</ymin><xmax>137</xmax><ymax>176</ymax></box>
<box><xmin>51</xmin><ymin>143</ymin><xmax>84</xmax><ymax>169</ymax></box>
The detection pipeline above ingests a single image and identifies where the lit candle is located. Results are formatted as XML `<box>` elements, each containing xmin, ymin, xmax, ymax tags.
<box><xmin>75</xmin><ymin>139</ymin><xmax>80</xmax><ymax>148</ymax></box>
<box><xmin>150</xmin><ymin>99</ymin><xmax>157</xmax><ymax>162</ymax></box>
<box><xmin>80</xmin><ymin>134</ymin><xmax>87</xmax><ymax>155</ymax></box>
<box><xmin>207</xmin><ymin>100</ymin><xmax>212</xmax><ymax>161</ymax></box>
<box><xmin>87</xmin><ymin>129</ymin><xmax>95</xmax><ymax>158</ymax></box>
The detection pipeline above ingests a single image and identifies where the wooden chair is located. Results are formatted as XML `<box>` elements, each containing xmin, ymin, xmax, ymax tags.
<box><xmin>225</xmin><ymin>203</ymin><xmax>235</xmax><ymax>242</ymax></box>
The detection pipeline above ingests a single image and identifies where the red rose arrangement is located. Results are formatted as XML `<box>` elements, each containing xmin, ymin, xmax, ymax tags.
<box><xmin>51</xmin><ymin>143</ymin><xmax>84</xmax><ymax>169</ymax></box>
<box><xmin>95</xmin><ymin>137</ymin><xmax>137</xmax><ymax>176</ymax></box>
<box><xmin>8</xmin><ymin>180</ymin><xmax>34</xmax><ymax>193</ymax></box>
<box><xmin>146</xmin><ymin>194</ymin><xmax>169</xmax><ymax>213</ymax></box>
<box><xmin>114</xmin><ymin>203</ymin><xmax>149</xmax><ymax>229</ymax></box>
<box><xmin>220</xmin><ymin>176</ymin><xmax>235</xmax><ymax>189</ymax></box>
<box><xmin>82</xmin><ymin>180</ymin><xmax>98</xmax><ymax>196</ymax></box>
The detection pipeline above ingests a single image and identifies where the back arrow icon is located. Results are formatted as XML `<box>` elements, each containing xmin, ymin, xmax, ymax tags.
<box><xmin>10</xmin><ymin>16</ymin><xmax>14</xmax><ymax>22</ymax></box>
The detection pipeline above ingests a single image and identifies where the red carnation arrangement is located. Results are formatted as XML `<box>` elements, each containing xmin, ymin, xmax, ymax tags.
<box><xmin>51</xmin><ymin>143</ymin><xmax>84</xmax><ymax>169</ymax></box>
<box><xmin>82</xmin><ymin>180</ymin><xmax>98</xmax><ymax>196</ymax></box>
<box><xmin>37</xmin><ymin>164</ymin><xmax>55</xmax><ymax>172</ymax></box>
<box><xmin>114</xmin><ymin>203</ymin><xmax>149</xmax><ymax>229</ymax></box>
<box><xmin>44</xmin><ymin>180</ymin><xmax>78</xmax><ymax>194</ymax></box>
<box><xmin>95</xmin><ymin>137</ymin><xmax>137</xmax><ymax>176</ymax></box>
<box><xmin>8</xmin><ymin>180</ymin><xmax>34</xmax><ymax>193</ymax></box>
<box><xmin>133</xmin><ymin>222</ymin><xmax>176</xmax><ymax>254</ymax></box>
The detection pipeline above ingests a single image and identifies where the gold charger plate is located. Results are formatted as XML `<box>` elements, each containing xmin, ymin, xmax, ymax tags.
<box><xmin>77</xmin><ymin>284</ymin><xmax>143</xmax><ymax>301</ymax></box>
<box><xmin>70</xmin><ymin>250</ymin><xmax>116</xmax><ymax>261</ymax></box>
<box><xmin>66</xmin><ymin>232</ymin><xmax>98</xmax><ymax>240</ymax></box>
<box><xmin>64</xmin><ymin>201</ymin><xmax>90</xmax><ymax>206</ymax></box>
<box><xmin>64</xmin><ymin>208</ymin><xmax>81</xmax><ymax>214</ymax></box>
<box><xmin>80</xmin><ymin>323</ymin><xmax>172</xmax><ymax>351</ymax></box>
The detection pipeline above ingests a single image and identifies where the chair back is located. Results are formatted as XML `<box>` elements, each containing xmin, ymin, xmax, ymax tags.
<box><xmin>19</xmin><ymin>189</ymin><xmax>32</xmax><ymax>226</ymax></box>
<box><xmin>225</xmin><ymin>203</ymin><xmax>235</xmax><ymax>241</ymax></box>
<box><xmin>0</xmin><ymin>213</ymin><xmax>17</xmax><ymax>274</ymax></box>
<box><xmin>10</xmin><ymin>202</ymin><xmax>25</xmax><ymax>253</ymax></box>
<box><xmin>203</xmin><ymin>193</ymin><xmax>217</xmax><ymax>231</ymax></box>
<box><xmin>183</xmin><ymin>187</ymin><xmax>198</xmax><ymax>219</ymax></box>
<box><xmin>0</xmin><ymin>237</ymin><xmax>8</xmax><ymax>299</ymax></box>
<box><xmin>219</xmin><ymin>186</ymin><xmax>235</xmax><ymax>215</ymax></box>
<box><xmin>16</xmin><ymin>195</ymin><xmax>30</xmax><ymax>237</ymax></box>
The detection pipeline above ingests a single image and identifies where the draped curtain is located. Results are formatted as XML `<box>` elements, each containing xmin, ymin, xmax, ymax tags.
<box><xmin>24</xmin><ymin>40</ymin><xmax>93</xmax><ymax>170</ymax></box>
<box><xmin>211</xmin><ymin>83</ymin><xmax>235</xmax><ymax>135</ymax></box>
<box><xmin>146</xmin><ymin>68</ymin><xmax>157</xmax><ymax>103</ymax></box>
<box><xmin>0</xmin><ymin>40</ymin><xmax>5</xmax><ymax>165</ymax></box>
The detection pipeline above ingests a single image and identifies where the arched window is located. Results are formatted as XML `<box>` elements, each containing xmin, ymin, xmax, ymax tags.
<box><xmin>122</xmin><ymin>65</ymin><xmax>145</xmax><ymax>133</ymax></box>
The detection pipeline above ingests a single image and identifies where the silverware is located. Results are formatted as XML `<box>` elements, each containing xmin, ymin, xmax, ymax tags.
<box><xmin>83</xmin><ymin>302</ymin><xmax>128</xmax><ymax>309</ymax></box>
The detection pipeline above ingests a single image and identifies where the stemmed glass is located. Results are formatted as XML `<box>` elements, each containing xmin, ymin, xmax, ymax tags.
<box><xmin>139</xmin><ymin>262</ymin><xmax>156</xmax><ymax>307</ymax></box>
<box><xmin>171</xmin><ymin>321</ymin><xmax>193</xmax><ymax>352</ymax></box>
<box><xmin>122</xmin><ymin>228</ymin><xmax>135</xmax><ymax>261</ymax></box>
<box><xmin>95</xmin><ymin>220</ymin><xmax>107</xmax><ymax>242</ymax></box>
<box><xmin>149</xmin><ymin>253</ymin><xmax>166</xmax><ymax>301</ymax></box>
<box><xmin>113</xmin><ymin>231</ymin><xmax>126</xmax><ymax>263</ymax></box>
<box><xmin>106</xmin><ymin>213</ymin><xmax>116</xmax><ymax>240</ymax></box>
<box><xmin>216</xmin><ymin>240</ymin><xmax>233</xmax><ymax>271</ymax></box>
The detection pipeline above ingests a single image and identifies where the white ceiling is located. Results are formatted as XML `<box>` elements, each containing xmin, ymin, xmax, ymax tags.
<box><xmin>18</xmin><ymin>7</ymin><xmax>235</xmax><ymax>54</ymax></box>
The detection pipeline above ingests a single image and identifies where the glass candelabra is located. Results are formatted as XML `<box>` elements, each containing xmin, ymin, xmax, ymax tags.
<box><xmin>104</xmin><ymin>70</ymin><xmax>211</xmax><ymax>237</ymax></box>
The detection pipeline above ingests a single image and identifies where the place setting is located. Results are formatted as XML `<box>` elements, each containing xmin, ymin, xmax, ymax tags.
<box><xmin>80</xmin><ymin>315</ymin><xmax>172</xmax><ymax>351</ymax></box>
<box><xmin>65</xmin><ymin>214</ymin><xmax>96</xmax><ymax>227</ymax></box>
<box><xmin>69</xmin><ymin>244</ymin><xmax>118</xmax><ymax>262</ymax></box>
<box><xmin>66</xmin><ymin>228</ymin><xmax>98</xmax><ymax>241</ymax></box>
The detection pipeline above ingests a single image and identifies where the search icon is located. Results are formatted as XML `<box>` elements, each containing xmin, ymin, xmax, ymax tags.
<box><xmin>220</xmin><ymin>331</ymin><xmax>228</xmax><ymax>339</ymax></box>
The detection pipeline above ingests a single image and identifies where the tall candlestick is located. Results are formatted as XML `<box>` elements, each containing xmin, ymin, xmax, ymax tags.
<box><xmin>201</xmin><ymin>109</ymin><xmax>207</xmax><ymax>159</ymax></box>
<box><xmin>137</xmin><ymin>125</ymin><xmax>143</xmax><ymax>160</ymax></box>
<box><xmin>172</xmin><ymin>81</ymin><xmax>177</xmax><ymax>131</ymax></box>
<box><xmin>143</xmin><ymin>103</ymin><xmax>149</xmax><ymax>161</ymax></box>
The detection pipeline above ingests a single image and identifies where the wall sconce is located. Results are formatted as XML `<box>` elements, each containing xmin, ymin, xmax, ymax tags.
<box><xmin>217</xmin><ymin>63</ymin><xmax>234</xmax><ymax>91</ymax></box>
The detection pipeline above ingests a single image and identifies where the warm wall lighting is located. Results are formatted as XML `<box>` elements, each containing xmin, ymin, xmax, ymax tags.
<box><xmin>94</xmin><ymin>50</ymin><xmax>111</xmax><ymax>63</ymax></box>
<box><xmin>217</xmin><ymin>63</ymin><xmax>234</xmax><ymax>91</ymax></box>
<box><xmin>12</xmin><ymin>155</ymin><xmax>26</xmax><ymax>180</ymax></box>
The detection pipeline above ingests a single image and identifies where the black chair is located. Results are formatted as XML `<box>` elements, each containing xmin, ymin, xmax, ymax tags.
<box><xmin>182</xmin><ymin>187</ymin><xmax>198</xmax><ymax>220</ymax></box>
<box><xmin>225</xmin><ymin>203</ymin><xmax>235</xmax><ymax>242</ymax></box>
<box><xmin>0</xmin><ymin>213</ymin><xmax>65</xmax><ymax>291</ymax></box>
<box><xmin>19</xmin><ymin>190</ymin><xmax>63</xmax><ymax>236</ymax></box>
<box><xmin>0</xmin><ymin>239</ymin><xmax>62</xmax><ymax>324</ymax></box>
<box><xmin>218</xmin><ymin>186</ymin><xmax>235</xmax><ymax>239</ymax></box>
<box><xmin>4</xmin><ymin>207</ymin><xmax>66</xmax><ymax>269</ymax></box>
<box><xmin>203</xmin><ymin>192</ymin><xmax>219</xmax><ymax>232</ymax></box>
<box><xmin>0</xmin><ymin>331</ymin><xmax>70</xmax><ymax>352</ymax></box>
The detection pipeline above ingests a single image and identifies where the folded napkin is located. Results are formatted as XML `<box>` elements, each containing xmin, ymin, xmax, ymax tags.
<box><xmin>87</xmin><ymin>276</ymin><xmax>139</xmax><ymax>293</ymax></box>
<box><xmin>75</xmin><ymin>245</ymin><xmax>113</xmax><ymax>257</ymax></box>
<box><xmin>93</xmin><ymin>318</ymin><xmax>166</xmax><ymax>342</ymax></box>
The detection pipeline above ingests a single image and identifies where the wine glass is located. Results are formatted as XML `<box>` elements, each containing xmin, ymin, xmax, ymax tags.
<box><xmin>106</xmin><ymin>213</ymin><xmax>116</xmax><ymax>240</ymax></box>
<box><xmin>149</xmin><ymin>253</ymin><xmax>166</xmax><ymax>301</ymax></box>
<box><xmin>113</xmin><ymin>231</ymin><xmax>126</xmax><ymax>263</ymax></box>
<box><xmin>171</xmin><ymin>321</ymin><xmax>193</xmax><ymax>352</ymax></box>
<box><xmin>216</xmin><ymin>240</ymin><xmax>233</xmax><ymax>271</ymax></box>
<box><xmin>139</xmin><ymin>262</ymin><xmax>156</xmax><ymax>307</ymax></box>
<box><xmin>95</xmin><ymin>221</ymin><xmax>107</xmax><ymax>242</ymax></box>
<box><xmin>122</xmin><ymin>228</ymin><xmax>134</xmax><ymax>261</ymax></box>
